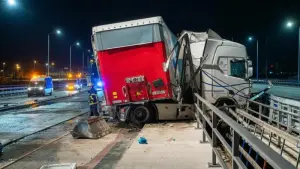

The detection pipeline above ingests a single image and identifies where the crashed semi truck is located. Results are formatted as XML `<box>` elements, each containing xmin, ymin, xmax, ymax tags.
<box><xmin>91</xmin><ymin>16</ymin><xmax>253</xmax><ymax>125</ymax></box>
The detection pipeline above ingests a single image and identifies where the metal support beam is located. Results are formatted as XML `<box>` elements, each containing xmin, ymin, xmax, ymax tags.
<box><xmin>208</xmin><ymin>112</ymin><xmax>221</xmax><ymax>167</ymax></box>
<box><xmin>200</xmin><ymin>102</ymin><xmax>208</xmax><ymax>143</ymax></box>
<box><xmin>232</xmin><ymin>131</ymin><xmax>240</xmax><ymax>169</ymax></box>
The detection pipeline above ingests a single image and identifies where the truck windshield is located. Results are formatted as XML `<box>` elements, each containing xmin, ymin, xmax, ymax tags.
<box><xmin>230</xmin><ymin>60</ymin><xmax>246</xmax><ymax>78</ymax></box>
<box><xmin>29</xmin><ymin>81</ymin><xmax>45</xmax><ymax>87</ymax></box>
<box><xmin>94</xmin><ymin>24</ymin><xmax>162</xmax><ymax>51</ymax></box>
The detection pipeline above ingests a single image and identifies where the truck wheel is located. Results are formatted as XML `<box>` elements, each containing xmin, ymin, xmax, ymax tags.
<box><xmin>130</xmin><ymin>105</ymin><xmax>153</xmax><ymax>125</ymax></box>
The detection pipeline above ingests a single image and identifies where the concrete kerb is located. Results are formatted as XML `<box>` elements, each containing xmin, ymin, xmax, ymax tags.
<box><xmin>0</xmin><ymin>89</ymin><xmax>88</xmax><ymax>112</ymax></box>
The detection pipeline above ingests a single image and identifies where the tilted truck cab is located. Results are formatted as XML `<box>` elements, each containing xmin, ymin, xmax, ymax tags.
<box><xmin>91</xmin><ymin>16</ymin><xmax>253</xmax><ymax>125</ymax></box>
<box><xmin>167</xmin><ymin>30</ymin><xmax>252</xmax><ymax>106</ymax></box>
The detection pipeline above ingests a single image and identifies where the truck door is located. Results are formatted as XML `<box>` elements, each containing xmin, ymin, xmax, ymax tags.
<box><xmin>213</xmin><ymin>55</ymin><xmax>249</xmax><ymax>104</ymax></box>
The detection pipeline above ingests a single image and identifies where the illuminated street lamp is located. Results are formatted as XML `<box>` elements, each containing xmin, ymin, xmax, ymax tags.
<box><xmin>7</xmin><ymin>0</ymin><xmax>16</xmax><ymax>6</ymax></box>
<box><xmin>16</xmin><ymin>64</ymin><xmax>20</xmax><ymax>72</ymax></box>
<box><xmin>56</xmin><ymin>30</ymin><xmax>61</xmax><ymax>35</ymax></box>
<box><xmin>33</xmin><ymin>60</ymin><xmax>37</xmax><ymax>70</ymax></box>
<box><xmin>285</xmin><ymin>20</ymin><xmax>300</xmax><ymax>82</ymax></box>
<box><xmin>248</xmin><ymin>36</ymin><xmax>259</xmax><ymax>80</ymax></box>
<box><xmin>48</xmin><ymin>29</ymin><xmax>62</xmax><ymax>76</ymax></box>
<box><xmin>2</xmin><ymin>63</ymin><xmax>5</xmax><ymax>77</ymax></box>
<box><xmin>16</xmin><ymin>64</ymin><xmax>20</xmax><ymax>78</ymax></box>
<box><xmin>286</xmin><ymin>21</ymin><xmax>294</xmax><ymax>28</ymax></box>
<box><xmin>69</xmin><ymin>41</ymin><xmax>80</xmax><ymax>72</ymax></box>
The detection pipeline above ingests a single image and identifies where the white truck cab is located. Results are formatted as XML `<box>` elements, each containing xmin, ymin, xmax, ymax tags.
<box><xmin>168</xmin><ymin>29</ymin><xmax>253</xmax><ymax>107</ymax></box>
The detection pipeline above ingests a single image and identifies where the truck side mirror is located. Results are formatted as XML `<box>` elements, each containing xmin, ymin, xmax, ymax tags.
<box><xmin>247</xmin><ymin>67</ymin><xmax>253</xmax><ymax>78</ymax></box>
<box><xmin>246</xmin><ymin>60</ymin><xmax>253</xmax><ymax>79</ymax></box>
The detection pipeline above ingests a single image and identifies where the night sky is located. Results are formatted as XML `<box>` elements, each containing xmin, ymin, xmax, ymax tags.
<box><xmin>0</xmin><ymin>0</ymin><xmax>299</xmax><ymax>74</ymax></box>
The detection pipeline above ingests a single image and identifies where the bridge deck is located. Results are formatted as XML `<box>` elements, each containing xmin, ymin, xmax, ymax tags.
<box><xmin>114</xmin><ymin>122</ymin><xmax>220</xmax><ymax>169</ymax></box>
<box><xmin>252</xmin><ymin>84</ymin><xmax>300</xmax><ymax>101</ymax></box>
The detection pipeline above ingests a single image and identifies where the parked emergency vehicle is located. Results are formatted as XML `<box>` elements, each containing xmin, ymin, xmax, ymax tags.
<box><xmin>27</xmin><ymin>76</ymin><xmax>53</xmax><ymax>97</ymax></box>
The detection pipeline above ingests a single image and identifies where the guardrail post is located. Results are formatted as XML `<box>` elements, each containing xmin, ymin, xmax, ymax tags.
<box><xmin>287</xmin><ymin>105</ymin><xmax>292</xmax><ymax>133</ymax></box>
<box><xmin>246</xmin><ymin>101</ymin><xmax>249</xmax><ymax>113</ymax></box>
<box><xmin>232</xmin><ymin>131</ymin><xmax>240</xmax><ymax>169</ymax></box>
<box><xmin>200</xmin><ymin>102</ymin><xmax>208</xmax><ymax>143</ymax></box>
<box><xmin>269</xmin><ymin>99</ymin><xmax>274</xmax><ymax>124</ymax></box>
<box><xmin>208</xmin><ymin>111</ymin><xmax>221</xmax><ymax>167</ymax></box>
<box><xmin>259</xmin><ymin>104</ymin><xmax>262</xmax><ymax>120</ymax></box>
<box><xmin>196</xmin><ymin>99</ymin><xmax>201</xmax><ymax>129</ymax></box>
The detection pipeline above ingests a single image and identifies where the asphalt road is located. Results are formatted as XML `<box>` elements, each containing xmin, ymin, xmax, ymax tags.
<box><xmin>0</xmin><ymin>92</ymin><xmax>90</xmax><ymax>146</ymax></box>
<box><xmin>0</xmin><ymin>90</ymin><xmax>81</xmax><ymax>108</ymax></box>
<box><xmin>252</xmin><ymin>84</ymin><xmax>300</xmax><ymax>101</ymax></box>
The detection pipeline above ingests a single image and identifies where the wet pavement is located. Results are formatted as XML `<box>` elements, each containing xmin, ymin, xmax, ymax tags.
<box><xmin>0</xmin><ymin>92</ymin><xmax>90</xmax><ymax>146</ymax></box>
<box><xmin>0</xmin><ymin>120</ymin><xmax>138</xmax><ymax>169</ymax></box>
<box><xmin>0</xmin><ymin>90</ymin><xmax>80</xmax><ymax>108</ymax></box>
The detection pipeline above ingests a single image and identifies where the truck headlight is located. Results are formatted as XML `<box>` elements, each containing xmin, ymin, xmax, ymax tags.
<box><xmin>39</xmin><ymin>87</ymin><xmax>44</xmax><ymax>90</ymax></box>
<box><xmin>66</xmin><ymin>85</ymin><xmax>69</xmax><ymax>88</ymax></box>
<box><xmin>28</xmin><ymin>88</ymin><xmax>31</xmax><ymax>91</ymax></box>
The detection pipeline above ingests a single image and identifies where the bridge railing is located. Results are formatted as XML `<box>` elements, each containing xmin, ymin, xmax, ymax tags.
<box><xmin>0</xmin><ymin>79</ymin><xmax>88</xmax><ymax>97</ymax></box>
<box><xmin>236</xmin><ymin>99</ymin><xmax>300</xmax><ymax>168</ymax></box>
<box><xmin>247</xmin><ymin>99</ymin><xmax>300</xmax><ymax>134</ymax></box>
<box><xmin>0</xmin><ymin>86</ymin><xmax>28</xmax><ymax>96</ymax></box>
<box><xmin>194</xmin><ymin>93</ymin><xmax>296</xmax><ymax>169</ymax></box>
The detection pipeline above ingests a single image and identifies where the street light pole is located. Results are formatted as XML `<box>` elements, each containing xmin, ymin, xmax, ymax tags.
<box><xmin>70</xmin><ymin>45</ymin><xmax>72</xmax><ymax>72</ymax></box>
<box><xmin>298</xmin><ymin>27</ymin><xmax>300</xmax><ymax>82</ymax></box>
<box><xmin>47</xmin><ymin>29</ymin><xmax>61</xmax><ymax>76</ymax></box>
<box><xmin>256</xmin><ymin>40</ymin><xmax>259</xmax><ymax>80</ymax></box>
<box><xmin>69</xmin><ymin>42</ymin><xmax>80</xmax><ymax>73</ymax></box>
<box><xmin>34</xmin><ymin>60</ymin><xmax>36</xmax><ymax>71</ymax></box>
<box><xmin>2</xmin><ymin>63</ymin><xmax>5</xmax><ymax>77</ymax></box>
<box><xmin>248</xmin><ymin>36</ymin><xmax>259</xmax><ymax>80</ymax></box>
<box><xmin>82</xmin><ymin>52</ymin><xmax>84</xmax><ymax>70</ymax></box>
<box><xmin>47</xmin><ymin>33</ymin><xmax>50</xmax><ymax>76</ymax></box>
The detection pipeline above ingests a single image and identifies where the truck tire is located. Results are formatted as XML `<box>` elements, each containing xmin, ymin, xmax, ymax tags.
<box><xmin>130</xmin><ymin>105</ymin><xmax>153</xmax><ymax>126</ymax></box>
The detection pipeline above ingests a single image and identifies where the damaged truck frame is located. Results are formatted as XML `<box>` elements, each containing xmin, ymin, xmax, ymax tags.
<box><xmin>91</xmin><ymin>16</ymin><xmax>253</xmax><ymax>125</ymax></box>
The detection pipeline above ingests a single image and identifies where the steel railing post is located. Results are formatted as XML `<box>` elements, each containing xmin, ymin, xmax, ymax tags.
<box><xmin>200</xmin><ymin>102</ymin><xmax>207</xmax><ymax>143</ymax></box>
<box><xmin>232</xmin><ymin>131</ymin><xmax>240</xmax><ymax>169</ymax></box>
<box><xmin>208</xmin><ymin>111</ymin><xmax>221</xmax><ymax>167</ymax></box>
<box><xmin>196</xmin><ymin>99</ymin><xmax>200</xmax><ymax>129</ymax></box>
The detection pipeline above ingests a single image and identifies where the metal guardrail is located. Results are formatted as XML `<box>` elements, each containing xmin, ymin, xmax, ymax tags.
<box><xmin>0</xmin><ymin>87</ymin><xmax>27</xmax><ymax>96</ymax></box>
<box><xmin>194</xmin><ymin>93</ymin><xmax>296</xmax><ymax>169</ymax></box>
<box><xmin>0</xmin><ymin>81</ymin><xmax>88</xmax><ymax>97</ymax></box>
<box><xmin>247</xmin><ymin>99</ymin><xmax>300</xmax><ymax>134</ymax></box>
<box><xmin>234</xmin><ymin>99</ymin><xmax>300</xmax><ymax>168</ymax></box>
<box><xmin>0</xmin><ymin>85</ymin><xmax>26</xmax><ymax>88</ymax></box>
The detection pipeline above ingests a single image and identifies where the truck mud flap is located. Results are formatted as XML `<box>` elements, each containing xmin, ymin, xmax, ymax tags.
<box><xmin>71</xmin><ymin>117</ymin><xmax>111</xmax><ymax>139</ymax></box>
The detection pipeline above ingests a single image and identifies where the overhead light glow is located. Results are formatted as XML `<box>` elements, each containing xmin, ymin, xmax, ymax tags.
<box><xmin>56</xmin><ymin>29</ymin><xmax>61</xmax><ymax>34</ymax></box>
<box><xmin>8</xmin><ymin>0</ymin><xmax>16</xmax><ymax>6</ymax></box>
<box><xmin>286</xmin><ymin>21</ymin><xmax>293</xmax><ymax>28</ymax></box>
